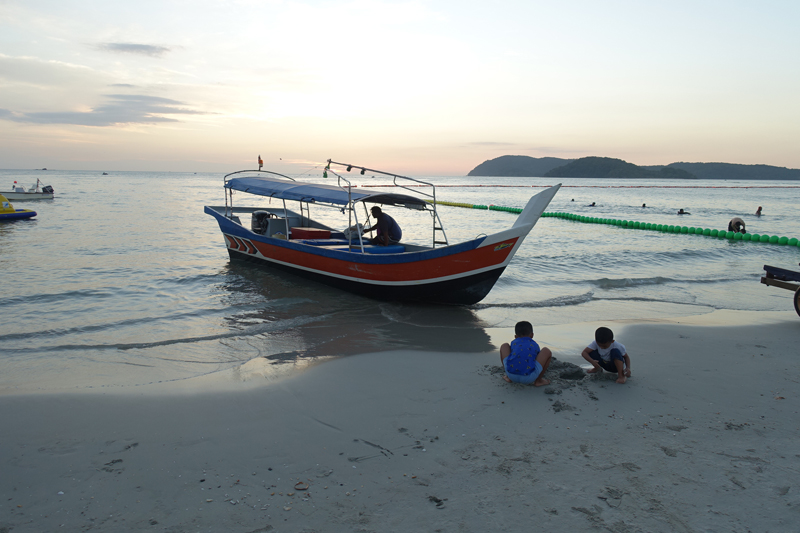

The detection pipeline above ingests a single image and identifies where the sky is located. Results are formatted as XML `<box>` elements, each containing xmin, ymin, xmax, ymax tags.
<box><xmin>1</xmin><ymin>0</ymin><xmax>799</xmax><ymax>175</ymax></box>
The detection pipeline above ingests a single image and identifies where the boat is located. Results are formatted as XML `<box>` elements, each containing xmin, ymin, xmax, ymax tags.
<box><xmin>1</xmin><ymin>179</ymin><xmax>54</xmax><ymax>200</ymax></box>
<box><xmin>0</xmin><ymin>194</ymin><xmax>37</xmax><ymax>221</ymax></box>
<box><xmin>761</xmin><ymin>264</ymin><xmax>800</xmax><ymax>317</ymax></box>
<box><xmin>204</xmin><ymin>160</ymin><xmax>561</xmax><ymax>305</ymax></box>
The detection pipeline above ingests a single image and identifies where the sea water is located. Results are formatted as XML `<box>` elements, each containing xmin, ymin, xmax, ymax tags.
<box><xmin>2</xmin><ymin>169</ymin><xmax>799</xmax><ymax>393</ymax></box>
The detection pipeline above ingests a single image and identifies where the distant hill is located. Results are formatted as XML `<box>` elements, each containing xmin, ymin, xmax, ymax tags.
<box><xmin>467</xmin><ymin>155</ymin><xmax>573</xmax><ymax>177</ymax></box>
<box><xmin>659</xmin><ymin>162</ymin><xmax>800</xmax><ymax>180</ymax></box>
<box><xmin>468</xmin><ymin>156</ymin><xmax>800</xmax><ymax>180</ymax></box>
<box><xmin>544</xmin><ymin>157</ymin><xmax>696</xmax><ymax>180</ymax></box>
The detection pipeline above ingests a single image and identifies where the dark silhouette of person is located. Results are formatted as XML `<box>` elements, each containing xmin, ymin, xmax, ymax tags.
<box><xmin>728</xmin><ymin>217</ymin><xmax>746</xmax><ymax>233</ymax></box>
<box><xmin>363</xmin><ymin>206</ymin><xmax>402</xmax><ymax>246</ymax></box>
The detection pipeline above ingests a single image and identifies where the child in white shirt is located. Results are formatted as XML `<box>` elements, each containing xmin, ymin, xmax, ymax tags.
<box><xmin>581</xmin><ymin>327</ymin><xmax>631</xmax><ymax>384</ymax></box>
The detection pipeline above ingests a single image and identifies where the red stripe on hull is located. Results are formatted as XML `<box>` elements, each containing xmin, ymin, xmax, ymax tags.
<box><xmin>241</xmin><ymin>238</ymin><xmax>519</xmax><ymax>282</ymax></box>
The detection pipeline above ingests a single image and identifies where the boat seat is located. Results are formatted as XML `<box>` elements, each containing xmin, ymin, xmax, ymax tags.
<box><xmin>296</xmin><ymin>239</ymin><xmax>350</xmax><ymax>246</ymax></box>
<box><xmin>290</xmin><ymin>227</ymin><xmax>331</xmax><ymax>239</ymax></box>
<box><xmin>329</xmin><ymin>244</ymin><xmax>405</xmax><ymax>254</ymax></box>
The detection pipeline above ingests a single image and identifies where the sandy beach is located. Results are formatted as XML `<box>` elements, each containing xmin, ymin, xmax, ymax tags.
<box><xmin>2</xmin><ymin>311</ymin><xmax>799</xmax><ymax>532</ymax></box>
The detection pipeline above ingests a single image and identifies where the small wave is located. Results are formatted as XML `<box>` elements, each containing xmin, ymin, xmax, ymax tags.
<box><xmin>587</xmin><ymin>277</ymin><xmax>674</xmax><ymax>289</ymax></box>
<box><xmin>2</xmin><ymin>313</ymin><xmax>330</xmax><ymax>356</ymax></box>
<box><xmin>587</xmin><ymin>276</ymin><xmax>751</xmax><ymax>289</ymax></box>
<box><xmin>3</xmin><ymin>287</ymin><xmax>139</xmax><ymax>307</ymax></box>
<box><xmin>592</xmin><ymin>295</ymin><xmax>753</xmax><ymax>311</ymax></box>
<box><xmin>0</xmin><ymin>306</ymin><xmax>254</xmax><ymax>343</ymax></box>
<box><xmin>473</xmin><ymin>291</ymin><xmax>595</xmax><ymax>310</ymax></box>
<box><xmin>165</xmin><ymin>272</ymin><xmax>233</xmax><ymax>286</ymax></box>
<box><xmin>593</xmin><ymin>295</ymin><xmax>699</xmax><ymax>305</ymax></box>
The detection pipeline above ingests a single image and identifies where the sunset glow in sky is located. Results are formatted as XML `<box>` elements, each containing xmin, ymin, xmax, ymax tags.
<box><xmin>1</xmin><ymin>0</ymin><xmax>798</xmax><ymax>175</ymax></box>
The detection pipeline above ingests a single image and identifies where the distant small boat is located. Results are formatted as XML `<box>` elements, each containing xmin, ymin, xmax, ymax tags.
<box><xmin>102</xmin><ymin>172</ymin><xmax>108</xmax><ymax>175</ymax></box>
<box><xmin>0</xmin><ymin>194</ymin><xmax>37</xmax><ymax>221</ymax></box>
<box><xmin>1</xmin><ymin>179</ymin><xmax>55</xmax><ymax>200</ymax></box>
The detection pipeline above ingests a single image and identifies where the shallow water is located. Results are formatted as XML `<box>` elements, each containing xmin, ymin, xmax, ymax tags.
<box><xmin>2</xmin><ymin>169</ymin><xmax>799</xmax><ymax>393</ymax></box>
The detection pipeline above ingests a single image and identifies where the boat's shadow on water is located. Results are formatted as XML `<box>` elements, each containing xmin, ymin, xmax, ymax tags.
<box><xmin>219</xmin><ymin>260</ymin><xmax>496</xmax><ymax>365</ymax></box>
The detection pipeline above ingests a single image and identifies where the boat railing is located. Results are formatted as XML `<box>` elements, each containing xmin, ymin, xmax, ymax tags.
<box><xmin>223</xmin><ymin>169</ymin><xmax>297</xmax><ymax>183</ymax></box>
<box><xmin>325</xmin><ymin>168</ymin><xmax>366</xmax><ymax>252</ymax></box>
<box><xmin>222</xmin><ymin>169</ymin><xmax>296</xmax><ymax>219</ymax></box>
<box><xmin>325</xmin><ymin>160</ymin><xmax>448</xmax><ymax>248</ymax></box>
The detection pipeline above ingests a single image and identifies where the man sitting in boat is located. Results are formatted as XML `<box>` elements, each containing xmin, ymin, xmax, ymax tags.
<box><xmin>363</xmin><ymin>206</ymin><xmax>402</xmax><ymax>246</ymax></box>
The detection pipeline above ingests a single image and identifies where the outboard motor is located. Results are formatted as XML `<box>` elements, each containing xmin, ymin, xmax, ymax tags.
<box><xmin>42</xmin><ymin>185</ymin><xmax>54</xmax><ymax>194</ymax></box>
<box><xmin>251</xmin><ymin>211</ymin><xmax>273</xmax><ymax>234</ymax></box>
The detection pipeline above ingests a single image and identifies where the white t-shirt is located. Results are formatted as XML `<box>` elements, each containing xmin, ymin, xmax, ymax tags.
<box><xmin>588</xmin><ymin>340</ymin><xmax>627</xmax><ymax>362</ymax></box>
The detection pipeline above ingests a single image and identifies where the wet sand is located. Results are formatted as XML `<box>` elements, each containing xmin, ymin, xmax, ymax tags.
<box><xmin>1</xmin><ymin>311</ymin><xmax>799</xmax><ymax>532</ymax></box>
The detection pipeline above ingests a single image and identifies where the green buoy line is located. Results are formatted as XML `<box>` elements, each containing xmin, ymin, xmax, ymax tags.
<box><xmin>433</xmin><ymin>201</ymin><xmax>799</xmax><ymax>248</ymax></box>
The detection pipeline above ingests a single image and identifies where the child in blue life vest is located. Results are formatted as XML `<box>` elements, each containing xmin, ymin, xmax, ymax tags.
<box><xmin>581</xmin><ymin>326</ymin><xmax>631</xmax><ymax>384</ymax></box>
<box><xmin>499</xmin><ymin>321</ymin><xmax>552</xmax><ymax>386</ymax></box>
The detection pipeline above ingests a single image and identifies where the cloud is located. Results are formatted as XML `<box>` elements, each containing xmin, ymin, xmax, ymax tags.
<box><xmin>97</xmin><ymin>43</ymin><xmax>171</xmax><ymax>57</ymax></box>
<box><xmin>1</xmin><ymin>94</ymin><xmax>205</xmax><ymax>126</ymax></box>
<box><xmin>0</xmin><ymin>53</ymin><xmax>94</xmax><ymax>86</ymax></box>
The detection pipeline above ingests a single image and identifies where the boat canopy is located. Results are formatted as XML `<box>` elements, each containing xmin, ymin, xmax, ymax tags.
<box><xmin>226</xmin><ymin>176</ymin><xmax>366</xmax><ymax>206</ymax></box>
<box><xmin>356</xmin><ymin>193</ymin><xmax>428</xmax><ymax>210</ymax></box>
<box><xmin>225</xmin><ymin>176</ymin><xmax>430</xmax><ymax>210</ymax></box>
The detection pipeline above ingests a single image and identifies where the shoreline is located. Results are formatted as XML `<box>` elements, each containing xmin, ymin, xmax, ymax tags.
<box><xmin>2</xmin><ymin>308</ymin><xmax>793</xmax><ymax>397</ymax></box>
<box><xmin>2</xmin><ymin>311</ymin><xmax>799</xmax><ymax>531</ymax></box>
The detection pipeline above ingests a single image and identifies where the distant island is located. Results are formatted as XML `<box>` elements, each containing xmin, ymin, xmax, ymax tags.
<box><xmin>468</xmin><ymin>155</ymin><xmax>573</xmax><ymax>177</ymax></box>
<box><xmin>545</xmin><ymin>157</ymin><xmax>695</xmax><ymax>180</ymax></box>
<box><xmin>468</xmin><ymin>155</ymin><xmax>800</xmax><ymax>180</ymax></box>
